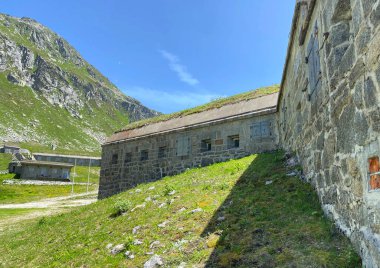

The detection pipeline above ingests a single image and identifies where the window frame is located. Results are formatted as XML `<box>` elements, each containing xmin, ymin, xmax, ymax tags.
<box><xmin>227</xmin><ymin>135</ymin><xmax>240</xmax><ymax>149</ymax></box>
<box><xmin>140</xmin><ymin>150</ymin><xmax>149</xmax><ymax>161</ymax></box>
<box><xmin>201</xmin><ymin>139</ymin><xmax>212</xmax><ymax>152</ymax></box>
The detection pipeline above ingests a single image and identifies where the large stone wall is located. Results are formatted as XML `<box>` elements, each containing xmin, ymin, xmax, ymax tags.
<box><xmin>278</xmin><ymin>0</ymin><xmax>380</xmax><ymax>265</ymax></box>
<box><xmin>99</xmin><ymin>112</ymin><xmax>278</xmax><ymax>199</ymax></box>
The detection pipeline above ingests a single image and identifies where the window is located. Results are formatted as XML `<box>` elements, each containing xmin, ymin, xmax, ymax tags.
<box><xmin>201</xmin><ymin>139</ymin><xmax>212</xmax><ymax>152</ymax></box>
<box><xmin>368</xmin><ymin>156</ymin><xmax>380</xmax><ymax>191</ymax></box>
<box><xmin>111</xmin><ymin>153</ymin><xmax>118</xmax><ymax>165</ymax></box>
<box><xmin>140</xmin><ymin>150</ymin><xmax>148</xmax><ymax>161</ymax></box>
<box><xmin>125</xmin><ymin>152</ymin><xmax>132</xmax><ymax>163</ymax></box>
<box><xmin>227</xmin><ymin>135</ymin><xmax>240</xmax><ymax>149</ymax></box>
<box><xmin>307</xmin><ymin>23</ymin><xmax>321</xmax><ymax>99</ymax></box>
<box><xmin>158</xmin><ymin>146</ymin><xmax>167</xmax><ymax>158</ymax></box>
<box><xmin>251</xmin><ymin>121</ymin><xmax>272</xmax><ymax>139</ymax></box>
<box><xmin>176</xmin><ymin>136</ymin><xmax>190</xmax><ymax>156</ymax></box>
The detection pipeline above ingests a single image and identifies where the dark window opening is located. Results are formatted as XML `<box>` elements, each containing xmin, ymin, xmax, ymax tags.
<box><xmin>111</xmin><ymin>153</ymin><xmax>118</xmax><ymax>165</ymax></box>
<box><xmin>158</xmin><ymin>146</ymin><xmax>167</xmax><ymax>158</ymax></box>
<box><xmin>125</xmin><ymin>152</ymin><xmax>132</xmax><ymax>163</ymax></box>
<box><xmin>368</xmin><ymin>156</ymin><xmax>380</xmax><ymax>191</ymax></box>
<box><xmin>227</xmin><ymin>135</ymin><xmax>240</xmax><ymax>149</ymax></box>
<box><xmin>140</xmin><ymin>150</ymin><xmax>148</xmax><ymax>161</ymax></box>
<box><xmin>201</xmin><ymin>139</ymin><xmax>212</xmax><ymax>152</ymax></box>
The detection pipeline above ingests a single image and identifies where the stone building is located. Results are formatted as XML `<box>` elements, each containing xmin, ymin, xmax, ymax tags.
<box><xmin>9</xmin><ymin>160</ymin><xmax>73</xmax><ymax>181</ymax></box>
<box><xmin>99</xmin><ymin>93</ymin><xmax>279</xmax><ymax>199</ymax></box>
<box><xmin>33</xmin><ymin>153</ymin><xmax>101</xmax><ymax>167</ymax></box>
<box><xmin>0</xmin><ymin>144</ymin><xmax>20</xmax><ymax>154</ymax></box>
<box><xmin>278</xmin><ymin>0</ymin><xmax>380</xmax><ymax>265</ymax></box>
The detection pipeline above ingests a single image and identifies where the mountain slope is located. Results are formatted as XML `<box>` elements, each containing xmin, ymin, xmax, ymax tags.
<box><xmin>0</xmin><ymin>152</ymin><xmax>360</xmax><ymax>267</ymax></box>
<box><xmin>0</xmin><ymin>14</ymin><xmax>159</xmax><ymax>153</ymax></box>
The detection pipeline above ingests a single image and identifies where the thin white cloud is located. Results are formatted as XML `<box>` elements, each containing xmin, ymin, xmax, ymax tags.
<box><xmin>159</xmin><ymin>50</ymin><xmax>199</xmax><ymax>86</ymax></box>
<box><xmin>125</xmin><ymin>86</ymin><xmax>223</xmax><ymax>113</ymax></box>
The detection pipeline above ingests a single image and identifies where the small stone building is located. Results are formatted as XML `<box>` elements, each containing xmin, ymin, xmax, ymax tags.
<box><xmin>99</xmin><ymin>93</ymin><xmax>279</xmax><ymax>199</ymax></box>
<box><xmin>33</xmin><ymin>153</ymin><xmax>101</xmax><ymax>167</ymax></box>
<box><xmin>9</xmin><ymin>160</ymin><xmax>73</xmax><ymax>181</ymax></box>
<box><xmin>278</xmin><ymin>0</ymin><xmax>380</xmax><ymax>265</ymax></box>
<box><xmin>0</xmin><ymin>145</ymin><xmax>20</xmax><ymax>154</ymax></box>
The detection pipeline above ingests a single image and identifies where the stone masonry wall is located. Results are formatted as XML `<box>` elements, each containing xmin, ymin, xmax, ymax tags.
<box><xmin>99</xmin><ymin>112</ymin><xmax>278</xmax><ymax>199</ymax></box>
<box><xmin>278</xmin><ymin>0</ymin><xmax>380</xmax><ymax>266</ymax></box>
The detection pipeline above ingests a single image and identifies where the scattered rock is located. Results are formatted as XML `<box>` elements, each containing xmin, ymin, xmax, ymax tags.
<box><xmin>286</xmin><ymin>171</ymin><xmax>298</xmax><ymax>177</ymax></box>
<box><xmin>106</xmin><ymin>243</ymin><xmax>113</xmax><ymax>250</ymax></box>
<box><xmin>286</xmin><ymin>156</ymin><xmax>299</xmax><ymax>167</ymax></box>
<box><xmin>146</xmin><ymin>251</ymin><xmax>154</xmax><ymax>255</ymax></box>
<box><xmin>149</xmin><ymin>241</ymin><xmax>161</xmax><ymax>249</ymax></box>
<box><xmin>131</xmin><ymin>203</ymin><xmax>146</xmax><ymax>212</ymax></box>
<box><xmin>190</xmin><ymin>208</ymin><xmax>203</xmax><ymax>213</ymax></box>
<box><xmin>135</xmin><ymin>189</ymin><xmax>142</xmax><ymax>193</ymax></box>
<box><xmin>145</xmin><ymin>196</ymin><xmax>152</xmax><ymax>202</ymax></box>
<box><xmin>217</xmin><ymin>216</ymin><xmax>225</xmax><ymax>222</ymax></box>
<box><xmin>110</xmin><ymin>244</ymin><xmax>126</xmax><ymax>255</ymax></box>
<box><xmin>132</xmin><ymin>226</ymin><xmax>141</xmax><ymax>234</ymax></box>
<box><xmin>148</xmin><ymin>186</ymin><xmax>155</xmax><ymax>191</ymax></box>
<box><xmin>173</xmin><ymin>239</ymin><xmax>189</xmax><ymax>249</ymax></box>
<box><xmin>265</xmin><ymin>180</ymin><xmax>273</xmax><ymax>185</ymax></box>
<box><xmin>178</xmin><ymin>262</ymin><xmax>187</xmax><ymax>268</ymax></box>
<box><xmin>134</xmin><ymin>239</ymin><xmax>143</xmax><ymax>245</ymax></box>
<box><xmin>169</xmin><ymin>199</ymin><xmax>175</xmax><ymax>204</ymax></box>
<box><xmin>125</xmin><ymin>251</ymin><xmax>135</xmax><ymax>259</ymax></box>
<box><xmin>168</xmin><ymin>190</ymin><xmax>176</xmax><ymax>195</ymax></box>
<box><xmin>158</xmin><ymin>203</ymin><xmax>166</xmax><ymax>208</ymax></box>
<box><xmin>144</xmin><ymin>255</ymin><xmax>163</xmax><ymax>268</ymax></box>
<box><xmin>158</xmin><ymin>221</ymin><xmax>169</xmax><ymax>228</ymax></box>
<box><xmin>177</xmin><ymin>207</ymin><xmax>186</xmax><ymax>213</ymax></box>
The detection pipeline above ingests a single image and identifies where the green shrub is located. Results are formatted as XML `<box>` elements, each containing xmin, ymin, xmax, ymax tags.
<box><xmin>110</xmin><ymin>199</ymin><xmax>131</xmax><ymax>218</ymax></box>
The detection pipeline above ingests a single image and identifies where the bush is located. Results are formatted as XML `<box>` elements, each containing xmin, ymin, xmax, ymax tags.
<box><xmin>163</xmin><ymin>184</ymin><xmax>174</xmax><ymax>196</ymax></box>
<box><xmin>110</xmin><ymin>199</ymin><xmax>131</xmax><ymax>218</ymax></box>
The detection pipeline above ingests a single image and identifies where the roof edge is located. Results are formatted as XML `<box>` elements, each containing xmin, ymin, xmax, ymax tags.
<box><xmin>104</xmin><ymin>105</ymin><xmax>277</xmax><ymax>146</ymax></box>
<box><xmin>277</xmin><ymin>0</ymin><xmax>316</xmax><ymax>110</ymax></box>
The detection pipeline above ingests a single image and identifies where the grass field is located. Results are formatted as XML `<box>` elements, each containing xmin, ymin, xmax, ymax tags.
<box><xmin>0</xmin><ymin>152</ymin><xmax>360</xmax><ymax>267</ymax></box>
<box><xmin>0</xmin><ymin>153</ymin><xmax>12</xmax><ymax>170</ymax></box>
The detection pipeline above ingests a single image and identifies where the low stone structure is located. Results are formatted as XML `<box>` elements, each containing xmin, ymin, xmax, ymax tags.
<box><xmin>99</xmin><ymin>93</ymin><xmax>279</xmax><ymax>199</ymax></box>
<box><xmin>33</xmin><ymin>153</ymin><xmax>101</xmax><ymax>167</ymax></box>
<box><xmin>0</xmin><ymin>145</ymin><xmax>20</xmax><ymax>154</ymax></box>
<box><xmin>9</xmin><ymin>160</ymin><xmax>73</xmax><ymax>181</ymax></box>
<box><xmin>278</xmin><ymin>0</ymin><xmax>380</xmax><ymax>265</ymax></box>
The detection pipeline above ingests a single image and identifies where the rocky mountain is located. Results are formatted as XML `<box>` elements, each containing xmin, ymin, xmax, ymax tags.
<box><xmin>0</xmin><ymin>13</ymin><xmax>159</xmax><ymax>153</ymax></box>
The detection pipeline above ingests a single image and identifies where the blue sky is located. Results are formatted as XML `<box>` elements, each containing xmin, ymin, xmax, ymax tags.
<box><xmin>2</xmin><ymin>1</ymin><xmax>294</xmax><ymax>113</ymax></box>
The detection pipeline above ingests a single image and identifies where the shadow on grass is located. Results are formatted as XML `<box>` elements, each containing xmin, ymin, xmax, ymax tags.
<box><xmin>200</xmin><ymin>152</ymin><xmax>361</xmax><ymax>267</ymax></box>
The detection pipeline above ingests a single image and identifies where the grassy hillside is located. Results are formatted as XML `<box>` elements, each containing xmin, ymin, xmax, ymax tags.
<box><xmin>0</xmin><ymin>153</ymin><xmax>12</xmax><ymax>170</ymax></box>
<box><xmin>0</xmin><ymin>152</ymin><xmax>360</xmax><ymax>267</ymax></box>
<box><xmin>120</xmin><ymin>85</ymin><xmax>279</xmax><ymax>132</ymax></box>
<box><xmin>0</xmin><ymin>73</ymin><xmax>129</xmax><ymax>154</ymax></box>
<box><xmin>0</xmin><ymin>14</ymin><xmax>158</xmax><ymax>154</ymax></box>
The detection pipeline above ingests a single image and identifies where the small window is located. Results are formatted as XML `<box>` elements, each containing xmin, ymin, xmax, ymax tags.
<box><xmin>111</xmin><ymin>153</ymin><xmax>118</xmax><ymax>165</ymax></box>
<box><xmin>158</xmin><ymin>146</ymin><xmax>167</xmax><ymax>158</ymax></box>
<box><xmin>227</xmin><ymin>135</ymin><xmax>239</xmax><ymax>149</ymax></box>
<box><xmin>140</xmin><ymin>150</ymin><xmax>148</xmax><ymax>161</ymax></box>
<box><xmin>201</xmin><ymin>139</ymin><xmax>212</xmax><ymax>152</ymax></box>
<box><xmin>368</xmin><ymin>156</ymin><xmax>380</xmax><ymax>191</ymax></box>
<box><xmin>125</xmin><ymin>152</ymin><xmax>132</xmax><ymax>163</ymax></box>
<box><xmin>252</xmin><ymin>121</ymin><xmax>272</xmax><ymax>139</ymax></box>
<box><xmin>176</xmin><ymin>136</ymin><xmax>190</xmax><ymax>156</ymax></box>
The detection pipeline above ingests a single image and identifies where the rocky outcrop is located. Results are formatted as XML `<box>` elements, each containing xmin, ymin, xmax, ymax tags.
<box><xmin>0</xmin><ymin>13</ymin><xmax>159</xmax><ymax>149</ymax></box>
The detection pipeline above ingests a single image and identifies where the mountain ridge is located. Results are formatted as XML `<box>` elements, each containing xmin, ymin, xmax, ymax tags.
<box><xmin>0</xmin><ymin>13</ymin><xmax>159</xmax><ymax>153</ymax></box>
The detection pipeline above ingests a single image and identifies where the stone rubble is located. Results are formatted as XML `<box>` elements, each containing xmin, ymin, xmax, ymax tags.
<box><xmin>144</xmin><ymin>255</ymin><xmax>163</xmax><ymax>268</ymax></box>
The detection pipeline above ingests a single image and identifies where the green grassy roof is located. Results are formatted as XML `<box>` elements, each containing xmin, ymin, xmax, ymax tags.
<box><xmin>120</xmin><ymin>84</ymin><xmax>279</xmax><ymax>132</ymax></box>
